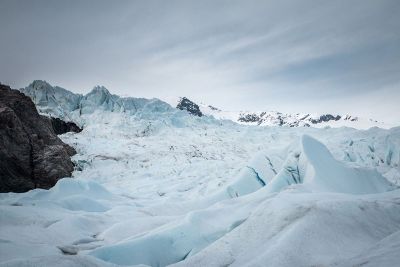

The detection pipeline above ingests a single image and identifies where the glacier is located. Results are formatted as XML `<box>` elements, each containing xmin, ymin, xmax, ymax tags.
<box><xmin>20</xmin><ymin>80</ymin><xmax>166</xmax><ymax>126</ymax></box>
<box><xmin>21</xmin><ymin>80</ymin><xmax>392</xmax><ymax>129</ymax></box>
<box><xmin>0</xmin><ymin>81</ymin><xmax>399</xmax><ymax>266</ymax></box>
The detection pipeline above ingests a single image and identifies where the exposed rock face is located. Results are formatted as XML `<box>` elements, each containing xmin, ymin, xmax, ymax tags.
<box><xmin>310</xmin><ymin>114</ymin><xmax>341</xmax><ymax>124</ymax></box>
<box><xmin>0</xmin><ymin>84</ymin><xmax>76</xmax><ymax>192</ymax></box>
<box><xmin>44</xmin><ymin>116</ymin><xmax>82</xmax><ymax>135</ymax></box>
<box><xmin>177</xmin><ymin>97</ymin><xmax>203</xmax><ymax>117</ymax></box>
<box><xmin>344</xmin><ymin>115</ymin><xmax>358</xmax><ymax>121</ymax></box>
<box><xmin>237</xmin><ymin>111</ymin><xmax>343</xmax><ymax>127</ymax></box>
<box><xmin>207</xmin><ymin>105</ymin><xmax>220</xmax><ymax>111</ymax></box>
<box><xmin>238</xmin><ymin>113</ymin><xmax>261</xmax><ymax>123</ymax></box>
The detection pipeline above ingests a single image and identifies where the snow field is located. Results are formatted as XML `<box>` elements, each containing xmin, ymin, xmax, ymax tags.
<box><xmin>1</xmin><ymin>108</ymin><xmax>400</xmax><ymax>266</ymax></box>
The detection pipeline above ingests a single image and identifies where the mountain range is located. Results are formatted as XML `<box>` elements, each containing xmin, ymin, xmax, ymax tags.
<box><xmin>21</xmin><ymin>80</ymin><xmax>392</xmax><ymax>129</ymax></box>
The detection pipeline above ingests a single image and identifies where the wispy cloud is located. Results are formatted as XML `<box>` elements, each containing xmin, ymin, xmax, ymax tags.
<box><xmin>1</xmin><ymin>0</ymin><xmax>399</xmax><ymax>121</ymax></box>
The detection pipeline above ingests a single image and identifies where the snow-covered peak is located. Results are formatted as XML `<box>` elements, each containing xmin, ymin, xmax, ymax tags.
<box><xmin>194</xmin><ymin>100</ymin><xmax>391</xmax><ymax>129</ymax></box>
<box><xmin>27</xmin><ymin>80</ymin><xmax>78</xmax><ymax>97</ymax></box>
<box><xmin>21</xmin><ymin>81</ymin><xmax>394</xmax><ymax>130</ymax></box>
<box><xmin>20</xmin><ymin>81</ymin><xmax>179</xmax><ymax>125</ymax></box>
<box><xmin>21</xmin><ymin>80</ymin><xmax>83</xmax><ymax>121</ymax></box>
<box><xmin>90</xmin><ymin>85</ymin><xmax>111</xmax><ymax>94</ymax></box>
<box><xmin>80</xmin><ymin>86</ymin><xmax>119</xmax><ymax>114</ymax></box>
<box><xmin>85</xmin><ymin>86</ymin><xmax>112</xmax><ymax>102</ymax></box>
<box><xmin>29</xmin><ymin>80</ymin><xmax>52</xmax><ymax>90</ymax></box>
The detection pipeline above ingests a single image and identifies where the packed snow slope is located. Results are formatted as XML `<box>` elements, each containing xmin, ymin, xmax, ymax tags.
<box><xmin>0</xmin><ymin>81</ymin><xmax>399</xmax><ymax>266</ymax></box>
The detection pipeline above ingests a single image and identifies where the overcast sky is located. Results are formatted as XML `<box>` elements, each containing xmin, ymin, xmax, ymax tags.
<box><xmin>1</xmin><ymin>0</ymin><xmax>399</xmax><ymax>123</ymax></box>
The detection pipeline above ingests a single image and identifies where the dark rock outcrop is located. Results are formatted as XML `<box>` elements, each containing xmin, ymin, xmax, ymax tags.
<box><xmin>237</xmin><ymin>111</ymin><xmax>344</xmax><ymax>127</ymax></box>
<box><xmin>238</xmin><ymin>113</ymin><xmax>260</xmax><ymax>123</ymax></box>
<box><xmin>310</xmin><ymin>114</ymin><xmax>341</xmax><ymax>124</ymax></box>
<box><xmin>344</xmin><ymin>115</ymin><xmax>358</xmax><ymax>122</ymax></box>
<box><xmin>0</xmin><ymin>84</ymin><xmax>76</xmax><ymax>192</ymax></box>
<box><xmin>177</xmin><ymin>97</ymin><xmax>203</xmax><ymax>117</ymax></box>
<box><xmin>43</xmin><ymin>116</ymin><xmax>82</xmax><ymax>135</ymax></box>
<box><xmin>208</xmin><ymin>105</ymin><xmax>220</xmax><ymax>111</ymax></box>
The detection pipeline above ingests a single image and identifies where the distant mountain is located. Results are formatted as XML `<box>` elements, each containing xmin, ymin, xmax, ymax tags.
<box><xmin>20</xmin><ymin>80</ymin><xmax>171</xmax><ymax>124</ymax></box>
<box><xmin>192</xmin><ymin>99</ymin><xmax>388</xmax><ymax>129</ymax></box>
<box><xmin>20</xmin><ymin>81</ymin><xmax>391</xmax><ymax>129</ymax></box>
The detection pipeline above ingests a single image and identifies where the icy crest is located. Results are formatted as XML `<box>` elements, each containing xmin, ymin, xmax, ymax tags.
<box><xmin>20</xmin><ymin>80</ymin><xmax>82</xmax><ymax>120</ymax></box>
<box><xmin>301</xmin><ymin>135</ymin><xmax>394</xmax><ymax>194</ymax></box>
<box><xmin>21</xmin><ymin>80</ymin><xmax>170</xmax><ymax>124</ymax></box>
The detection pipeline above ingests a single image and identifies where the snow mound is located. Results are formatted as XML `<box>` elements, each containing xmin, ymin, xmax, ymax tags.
<box><xmin>89</xmin><ymin>196</ymin><xmax>259</xmax><ymax>267</ymax></box>
<box><xmin>256</xmin><ymin>135</ymin><xmax>395</xmax><ymax>195</ymax></box>
<box><xmin>335</xmin><ymin>230</ymin><xmax>400</xmax><ymax>267</ymax></box>
<box><xmin>88</xmin><ymin>136</ymin><xmax>397</xmax><ymax>266</ymax></box>
<box><xmin>17</xmin><ymin>179</ymin><xmax>113</xmax><ymax>212</ymax></box>
<box><xmin>301</xmin><ymin>135</ymin><xmax>394</xmax><ymax>194</ymax></box>
<box><xmin>173</xmin><ymin>189</ymin><xmax>400</xmax><ymax>267</ymax></box>
<box><xmin>31</xmin><ymin>178</ymin><xmax>112</xmax><ymax>200</ymax></box>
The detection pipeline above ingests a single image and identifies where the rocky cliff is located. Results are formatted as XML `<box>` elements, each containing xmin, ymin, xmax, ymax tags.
<box><xmin>0</xmin><ymin>84</ymin><xmax>76</xmax><ymax>192</ymax></box>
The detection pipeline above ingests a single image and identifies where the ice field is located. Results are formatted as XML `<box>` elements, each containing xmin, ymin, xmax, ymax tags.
<box><xmin>1</xmin><ymin>84</ymin><xmax>400</xmax><ymax>266</ymax></box>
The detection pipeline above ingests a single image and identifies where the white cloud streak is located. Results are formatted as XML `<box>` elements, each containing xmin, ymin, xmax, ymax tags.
<box><xmin>0</xmin><ymin>0</ymin><xmax>399</xmax><ymax>122</ymax></box>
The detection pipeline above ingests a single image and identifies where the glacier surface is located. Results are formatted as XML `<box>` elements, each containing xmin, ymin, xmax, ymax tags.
<box><xmin>1</xmin><ymin>82</ymin><xmax>400</xmax><ymax>266</ymax></box>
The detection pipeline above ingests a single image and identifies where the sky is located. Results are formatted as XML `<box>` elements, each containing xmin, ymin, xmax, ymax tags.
<box><xmin>1</xmin><ymin>0</ymin><xmax>400</xmax><ymax>123</ymax></box>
